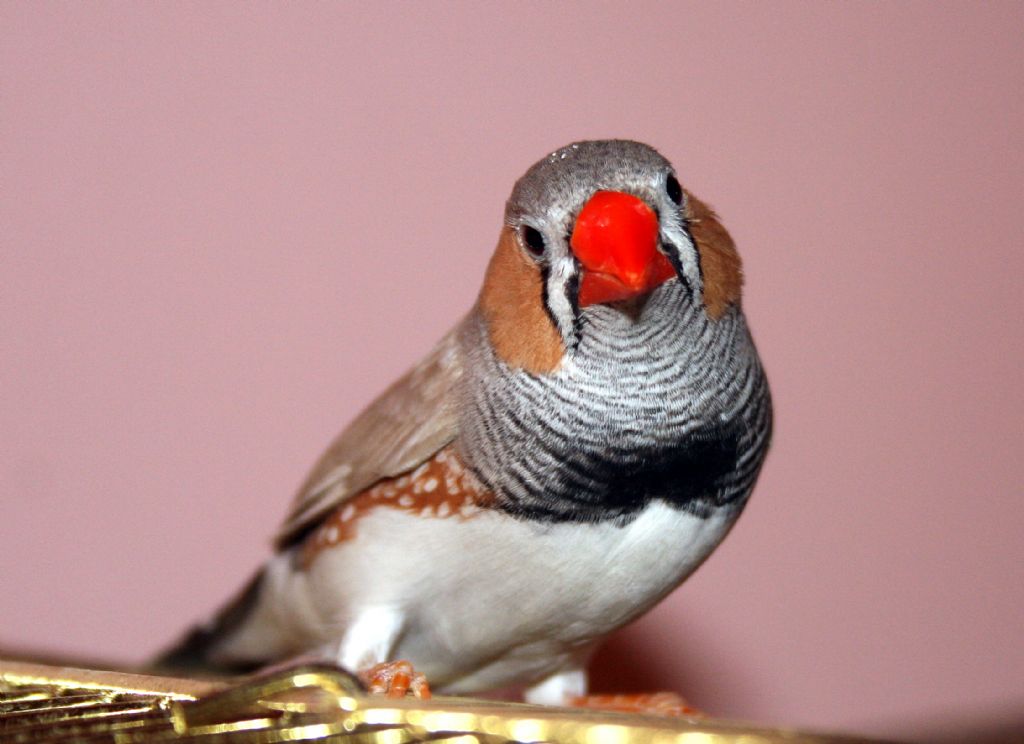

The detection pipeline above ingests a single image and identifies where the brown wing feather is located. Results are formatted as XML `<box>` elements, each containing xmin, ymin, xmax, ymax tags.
<box><xmin>274</xmin><ymin>323</ymin><xmax>464</xmax><ymax>549</ymax></box>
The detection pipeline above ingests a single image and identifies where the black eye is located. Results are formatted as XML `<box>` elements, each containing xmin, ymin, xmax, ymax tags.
<box><xmin>520</xmin><ymin>225</ymin><xmax>546</xmax><ymax>257</ymax></box>
<box><xmin>665</xmin><ymin>174</ymin><xmax>683</xmax><ymax>205</ymax></box>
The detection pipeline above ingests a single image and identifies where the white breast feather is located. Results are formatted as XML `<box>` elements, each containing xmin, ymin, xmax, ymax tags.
<box><xmin>224</xmin><ymin>500</ymin><xmax>735</xmax><ymax>692</ymax></box>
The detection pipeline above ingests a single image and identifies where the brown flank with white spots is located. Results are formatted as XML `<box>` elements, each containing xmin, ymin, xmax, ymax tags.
<box><xmin>300</xmin><ymin>446</ymin><xmax>492</xmax><ymax>569</ymax></box>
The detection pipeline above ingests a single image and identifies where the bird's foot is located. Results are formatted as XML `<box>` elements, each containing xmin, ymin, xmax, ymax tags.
<box><xmin>358</xmin><ymin>660</ymin><xmax>431</xmax><ymax>699</ymax></box>
<box><xmin>568</xmin><ymin>692</ymin><xmax>702</xmax><ymax>718</ymax></box>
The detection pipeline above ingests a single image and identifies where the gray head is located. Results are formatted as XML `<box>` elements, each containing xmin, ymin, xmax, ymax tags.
<box><xmin>501</xmin><ymin>140</ymin><xmax>704</xmax><ymax>344</ymax></box>
<box><xmin>507</xmin><ymin>140</ymin><xmax>673</xmax><ymax>225</ymax></box>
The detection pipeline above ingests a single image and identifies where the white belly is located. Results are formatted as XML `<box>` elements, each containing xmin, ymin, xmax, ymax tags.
<box><xmin>223</xmin><ymin>501</ymin><xmax>736</xmax><ymax>692</ymax></box>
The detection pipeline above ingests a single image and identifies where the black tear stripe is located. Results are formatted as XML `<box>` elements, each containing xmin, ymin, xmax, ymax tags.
<box><xmin>565</xmin><ymin>271</ymin><xmax>581</xmax><ymax>350</ymax></box>
<box><xmin>662</xmin><ymin>238</ymin><xmax>694</xmax><ymax>298</ymax></box>
<box><xmin>680</xmin><ymin>218</ymin><xmax>704</xmax><ymax>285</ymax></box>
<box><xmin>538</xmin><ymin>261</ymin><xmax>582</xmax><ymax>356</ymax></box>
<box><xmin>538</xmin><ymin>263</ymin><xmax>558</xmax><ymax>334</ymax></box>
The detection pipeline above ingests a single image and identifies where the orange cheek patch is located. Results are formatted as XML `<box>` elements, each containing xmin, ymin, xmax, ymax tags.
<box><xmin>685</xmin><ymin>191</ymin><xmax>743</xmax><ymax>319</ymax></box>
<box><xmin>479</xmin><ymin>228</ymin><xmax>565</xmax><ymax>374</ymax></box>
<box><xmin>299</xmin><ymin>447</ymin><xmax>492</xmax><ymax>570</ymax></box>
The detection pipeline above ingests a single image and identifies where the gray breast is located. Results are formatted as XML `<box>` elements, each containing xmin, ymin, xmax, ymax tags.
<box><xmin>459</xmin><ymin>281</ymin><xmax>772</xmax><ymax>522</ymax></box>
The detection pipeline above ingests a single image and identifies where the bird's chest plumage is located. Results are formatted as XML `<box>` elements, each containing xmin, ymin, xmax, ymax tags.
<box><xmin>311</xmin><ymin>497</ymin><xmax>735</xmax><ymax>691</ymax></box>
<box><xmin>459</xmin><ymin>284</ymin><xmax>770</xmax><ymax>522</ymax></box>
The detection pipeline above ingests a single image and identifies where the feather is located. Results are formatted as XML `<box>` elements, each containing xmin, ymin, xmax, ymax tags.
<box><xmin>275</xmin><ymin>324</ymin><xmax>464</xmax><ymax>549</ymax></box>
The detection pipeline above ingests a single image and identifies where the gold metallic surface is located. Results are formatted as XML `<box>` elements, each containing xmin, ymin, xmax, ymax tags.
<box><xmin>0</xmin><ymin>659</ymin><xmax>888</xmax><ymax>743</ymax></box>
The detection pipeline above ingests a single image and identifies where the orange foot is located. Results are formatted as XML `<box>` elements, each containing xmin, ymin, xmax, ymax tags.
<box><xmin>358</xmin><ymin>660</ymin><xmax>432</xmax><ymax>699</ymax></box>
<box><xmin>569</xmin><ymin>692</ymin><xmax>702</xmax><ymax>718</ymax></box>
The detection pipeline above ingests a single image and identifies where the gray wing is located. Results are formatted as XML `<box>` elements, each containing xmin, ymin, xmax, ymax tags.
<box><xmin>274</xmin><ymin>324</ymin><xmax>464</xmax><ymax>549</ymax></box>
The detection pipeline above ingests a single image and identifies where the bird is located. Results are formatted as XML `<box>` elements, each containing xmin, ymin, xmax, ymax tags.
<box><xmin>159</xmin><ymin>139</ymin><xmax>772</xmax><ymax>712</ymax></box>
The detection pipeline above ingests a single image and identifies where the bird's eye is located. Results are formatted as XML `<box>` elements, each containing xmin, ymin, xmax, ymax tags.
<box><xmin>665</xmin><ymin>174</ymin><xmax>683</xmax><ymax>205</ymax></box>
<box><xmin>520</xmin><ymin>225</ymin><xmax>546</xmax><ymax>257</ymax></box>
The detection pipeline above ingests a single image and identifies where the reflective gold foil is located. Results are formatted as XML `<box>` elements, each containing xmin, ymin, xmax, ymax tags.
<box><xmin>0</xmin><ymin>659</ymin><xmax>888</xmax><ymax>743</ymax></box>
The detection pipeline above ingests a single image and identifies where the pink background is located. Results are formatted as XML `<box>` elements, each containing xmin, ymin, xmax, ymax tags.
<box><xmin>2</xmin><ymin>2</ymin><xmax>1022</xmax><ymax>739</ymax></box>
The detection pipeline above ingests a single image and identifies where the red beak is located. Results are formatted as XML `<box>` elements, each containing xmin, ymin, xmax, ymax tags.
<box><xmin>569</xmin><ymin>190</ymin><xmax>676</xmax><ymax>307</ymax></box>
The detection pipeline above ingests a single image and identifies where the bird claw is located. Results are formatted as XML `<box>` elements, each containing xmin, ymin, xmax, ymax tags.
<box><xmin>568</xmin><ymin>692</ymin><xmax>702</xmax><ymax>718</ymax></box>
<box><xmin>358</xmin><ymin>660</ymin><xmax>431</xmax><ymax>699</ymax></box>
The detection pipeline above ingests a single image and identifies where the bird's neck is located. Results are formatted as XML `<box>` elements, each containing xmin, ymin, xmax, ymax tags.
<box><xmin>457</xmin><ymin>280</ymin><xmax>771</xmax><ymax>523</ymax></box>
<box><xmin>567</xmin><ymin>279</ymin><xmax>705</xmax><ymax>369</ymax></box>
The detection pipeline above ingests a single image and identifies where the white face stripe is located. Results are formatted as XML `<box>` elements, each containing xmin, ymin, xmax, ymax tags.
<box><xmin>662</xmin><ymin>194</ymin><xmax>704</xmax><ymax>296</ymax></box>
<box><xmin>543</xmin><ymin>255</ymin><xmax>580</xmax><ymax>348</ymax></box>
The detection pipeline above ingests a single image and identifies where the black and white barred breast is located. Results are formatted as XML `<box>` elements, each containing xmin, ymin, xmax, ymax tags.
<box><xmin>458</xmin><ymin>280</ymin><xmax>772</xmax><ymax>523</ymax></box>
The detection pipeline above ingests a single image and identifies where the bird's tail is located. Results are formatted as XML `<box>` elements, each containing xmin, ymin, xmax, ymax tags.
<box><xmin>153</xmin><ymin>569</ymin><xmax>266</xmax><ymax>674</ymax></box>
